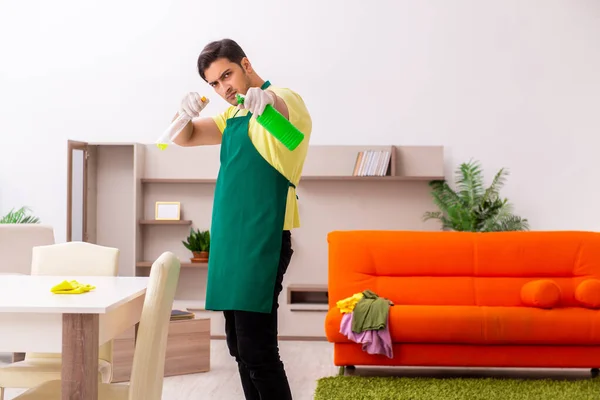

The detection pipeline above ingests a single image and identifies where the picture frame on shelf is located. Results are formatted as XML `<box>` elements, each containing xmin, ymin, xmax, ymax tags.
<box><xmin>155</xmin><ymin>201</ymin><xmax>181</xmax><ymax>220</ymax></box>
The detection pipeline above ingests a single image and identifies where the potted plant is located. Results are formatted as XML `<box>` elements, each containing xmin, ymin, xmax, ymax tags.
<box><xmin>182</xmin><ymin>228</ymin><xmax>210</xmax><ymax>263</ymax></box>
<box><xmin>0</xmin><ymin>206</ymin><xmax>40</xmax><ymax>224</ymax></box>
<box><xmin>423</xmin><ymin>159</ymin><xmax>529</xmax><ymax>232</ymax></box>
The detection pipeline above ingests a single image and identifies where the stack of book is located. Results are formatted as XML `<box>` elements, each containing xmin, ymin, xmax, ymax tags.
<box><xmin>352</xmin><ymin>150</ymin><xmax>392</xmax><ymax>176</ymax></box>
<box><xmin>170</xmin><ymin>309</ymin><xmax>195</xmax><ymax>321</ymax></box>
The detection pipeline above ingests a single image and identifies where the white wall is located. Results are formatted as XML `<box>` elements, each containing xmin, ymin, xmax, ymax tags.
<box><xmin>1</xmin><ymin>0</ymin><xmax>599</xmax><ymax>242</ymax></box>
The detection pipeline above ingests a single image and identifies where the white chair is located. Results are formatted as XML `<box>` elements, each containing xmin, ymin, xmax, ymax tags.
<box><xmin>0</xmin><ymin>224</ymin><xmax>55</xmax><ymax>377</ymax></box>
<box><xmin>12</xmin><ymin>251</ymin><xmax>181</xmax><ymax>400</ymax></box>
<box><xmin>0</xmin><ymin>224</ymin><xmax>55</xmax><ymax>275</ymax></box>
<box><xmin>0</xmin><ymin>242</ymin><xmax>119</xmax><ymax>400</ymax></box>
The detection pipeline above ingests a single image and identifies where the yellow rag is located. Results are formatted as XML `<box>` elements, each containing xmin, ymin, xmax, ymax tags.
<box><xmin>336</xmin><ymin>292</ymin><xmax>364</xmax><ymax>314</ymax></box>
<box><xmin>51</xmin><ymin>280</ymin><xmax>96</xmax><ymax>294</ymax></box>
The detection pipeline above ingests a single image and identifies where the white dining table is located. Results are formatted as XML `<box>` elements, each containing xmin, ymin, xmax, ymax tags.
<box><xmin>0</xmin><ymin>275</ymin><xmax>149</xmax><ymax>400</ymax></box>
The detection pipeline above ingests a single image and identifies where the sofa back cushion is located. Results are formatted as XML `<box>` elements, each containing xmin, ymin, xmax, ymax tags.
<box><xmin>327</xmin><ymin>230</ymin><xmax>600</xmax><ymax>308</ymax></box>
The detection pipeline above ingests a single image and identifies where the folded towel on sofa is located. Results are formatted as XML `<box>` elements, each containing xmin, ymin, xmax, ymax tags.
<box><xmin>352</xmin><ymin>290</ymin><xmax>393</xmax><ymax>333</ymax></box>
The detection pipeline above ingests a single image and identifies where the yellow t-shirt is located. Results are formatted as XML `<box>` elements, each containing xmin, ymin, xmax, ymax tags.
<box><xmin>212</xmin><ymin>84</ymin><xmax>312</xmax><ymax>230</ymax></box>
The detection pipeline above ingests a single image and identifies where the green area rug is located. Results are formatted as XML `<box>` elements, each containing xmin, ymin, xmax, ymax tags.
<box><xmin>314</xmin><ymin>376</ymin><xmax>600</xmax><ymax>400</ymax></box>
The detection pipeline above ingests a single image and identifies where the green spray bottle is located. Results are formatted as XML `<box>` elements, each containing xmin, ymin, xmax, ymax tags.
<box><xmin>236</xmin><ymin>93</ymin><xmax>305</xmax><ymax>151</ymax></box>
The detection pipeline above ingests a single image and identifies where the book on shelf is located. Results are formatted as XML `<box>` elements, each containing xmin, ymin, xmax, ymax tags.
<box><xmin>352</xmin><ymin>150</ymin><xmax>392</xmax><ymax>176</ymax></box>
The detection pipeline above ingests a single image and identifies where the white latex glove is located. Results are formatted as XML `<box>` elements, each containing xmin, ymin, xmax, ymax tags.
<box><xmin>238</xmin><ymin>88</ymin><xmax>275</xmax><ymax>116</ymax></box>
<box><xmin>180</xmin><ymin>92</ymin><xmax>208</xmax><ymax>118</ymax></box>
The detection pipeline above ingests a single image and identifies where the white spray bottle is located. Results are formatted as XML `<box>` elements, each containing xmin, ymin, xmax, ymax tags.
<box><xmin>156</xmin><ymin>96</ymin><xmax>210</xmax><ymax>150</ymax></box>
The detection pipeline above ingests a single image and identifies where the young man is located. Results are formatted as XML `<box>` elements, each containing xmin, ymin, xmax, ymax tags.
<box><xmin>171</xmin><ymin>38</ymin><xmax>312</xmax><ymax>400</ymax></box>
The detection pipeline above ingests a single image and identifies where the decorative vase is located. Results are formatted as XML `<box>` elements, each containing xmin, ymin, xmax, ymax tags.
<box><xmin>191</xmin><ymin>251</ymin><xmax>209</xmax><ymax>263</ymax></box>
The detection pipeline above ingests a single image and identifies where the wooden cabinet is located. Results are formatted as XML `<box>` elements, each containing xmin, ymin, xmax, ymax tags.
<box><xmin>111</xmin><ymin>318</ymin><xmax>210</xmax><ymax>383</ymax></box>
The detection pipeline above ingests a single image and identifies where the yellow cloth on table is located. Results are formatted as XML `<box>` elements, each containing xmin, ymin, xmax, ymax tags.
<box><xmin>336</xmin><ymin>292</ymin><xmax>364</xmax><ymax>314</ymax></box>
<box><xmin>51</xmin><ymin>280</ymin><xmax>95</xmax><ymax>294</ymax></box>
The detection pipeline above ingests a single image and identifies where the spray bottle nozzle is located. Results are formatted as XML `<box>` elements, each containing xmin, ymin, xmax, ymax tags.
<box><xmin>155</xmin><ymin>95</ymin><xmax>210</xmax><ymax>150</ymax></box>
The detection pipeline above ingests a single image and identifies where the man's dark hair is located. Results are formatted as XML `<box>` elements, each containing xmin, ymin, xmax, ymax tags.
<box><xmin>197</xmin><ymin>39</ymin><xmax>247</xmax><ymax>81</ymax></box>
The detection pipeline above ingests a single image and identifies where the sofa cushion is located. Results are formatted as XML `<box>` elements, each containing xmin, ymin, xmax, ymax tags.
<box><xmin>334</xmin><ymin>276</ymin><xmax>588</xmax><ymax>309</ymax></box>
<box><xmin>575</xmin><ymin>279</ymin><xmax>600</xmax><ymax>309</ymax></box>
<box><xmin>327</xmin><ymin>231</ymin><xmax>600</xmax><ymax>309</ymax></box>
<box><xmin>325</xmin><ymin>305</ymin><xmax>600</xmax><ymax>345</ymax></box>
<box><xmin>520</xmin><ymin>279</ymin><xmax>562</xmax><ymax>308</ymax></box>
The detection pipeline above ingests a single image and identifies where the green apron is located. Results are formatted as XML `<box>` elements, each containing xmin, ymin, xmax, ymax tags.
<box><xmin>205</xmin><ymin>81</ymin><xmax>292</xmax><ymax>314</ymax></box>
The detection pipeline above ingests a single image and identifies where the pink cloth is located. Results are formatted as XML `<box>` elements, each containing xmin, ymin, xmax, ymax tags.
<box><xmin>340</xmin><ymin>312</ymin><xmax>393</xmax><ymax>358</ymax></box>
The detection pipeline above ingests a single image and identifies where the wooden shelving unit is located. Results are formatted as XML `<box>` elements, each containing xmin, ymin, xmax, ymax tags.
<box><xmin>66</xmin><ymin>142</ymin><xmax>444</xmax><ymax>339</ymax></box>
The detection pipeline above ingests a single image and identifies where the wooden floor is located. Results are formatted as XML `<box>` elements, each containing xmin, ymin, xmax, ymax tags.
<box><xmin>0</xmin><ymin>339</ymin><xmax>338</xmax><ymax>400</ymax></box>
<box><xmin>1</xmin><ymin>340</ymin><xmax>595</xmax><ymax>399</ymax></box>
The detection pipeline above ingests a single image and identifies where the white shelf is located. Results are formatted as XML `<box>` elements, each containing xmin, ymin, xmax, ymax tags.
<box><xmin>140</xmin><ymin>176</ymin><xmax>443</xmax><ymax>184</ymax></box>
<box><xmin>139</xmin><ymin>220</ymin><xmax>192</xmax><ymax>225</ymax></box>
<box><xmin>301</xmin><ymin>175</ymin><xmax>442</xmax><ymax>181</ymax></box>
<box><xmin>141</xmin><ymin>178</ymin><xmax>216</xmax><ymax>184</ymax></box>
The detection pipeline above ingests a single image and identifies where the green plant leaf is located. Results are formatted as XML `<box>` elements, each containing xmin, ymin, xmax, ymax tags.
<box><xmin>423</xmin><ymin>160</ymin><xmax>528</xmax><ymax>232</ymax></box>
<box><xmin>455</xmin><ymin>159</ymin><xmax>484</xmax><ymax>210</ymax></box>
<box><xmin>0</xmin><ymin>207</ymin><xmax>40</xmax><ymax>224</ymax></box>
<box><xmin>481</xmin><ymin>167</ymin><xmax>508</xmax><ymax>204</ymax></box>
<box><xmin>182</xmin><ymin>228</ymin><xmax>210</xmax><ymax>251</ymax></box>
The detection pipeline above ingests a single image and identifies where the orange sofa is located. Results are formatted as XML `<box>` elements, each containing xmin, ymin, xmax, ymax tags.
<box><xmin>325</xmin><ymin>230</ymin><xmax>600</xmax><ymax>376</ymax></box>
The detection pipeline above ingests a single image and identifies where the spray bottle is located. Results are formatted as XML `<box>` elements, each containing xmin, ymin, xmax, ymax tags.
<box><xmin>236</xmin><ymin>93</ymin><xmax>304</xmax><ymax>151</ymax></box>
<box><xmin>156</xmin><ymin>96</ymin><xmax>210</xmax><ymax>150</ymax></box>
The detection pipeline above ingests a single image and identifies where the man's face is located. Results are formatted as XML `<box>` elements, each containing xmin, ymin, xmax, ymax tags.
<box><xmin>204</xmin><ymin>57</ymin><xmax>252</xmax><ymax>106</ymax></box>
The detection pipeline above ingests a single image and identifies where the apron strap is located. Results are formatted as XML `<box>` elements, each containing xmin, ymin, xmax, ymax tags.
<box><xmin>233</xmin><ymin>80</ymin><xmax>297</xmax><ymax>201</ymax></box>
<box><xmin>289</xmin><ymin>182</ymin><xmax>298</xmax><ymax>199</ymax></box>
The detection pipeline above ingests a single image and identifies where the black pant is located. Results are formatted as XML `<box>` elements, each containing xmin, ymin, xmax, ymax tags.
<box><xmin>224</xmin><ymin>230</ymin><xmax>293</xmax><ymax>400</ymax></box>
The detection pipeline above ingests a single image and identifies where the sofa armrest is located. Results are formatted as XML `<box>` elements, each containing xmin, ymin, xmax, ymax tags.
<box><xmin>325</xmin><ymin>308</ymin><xmax>351</xmax><ymax>343</ymax></box>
